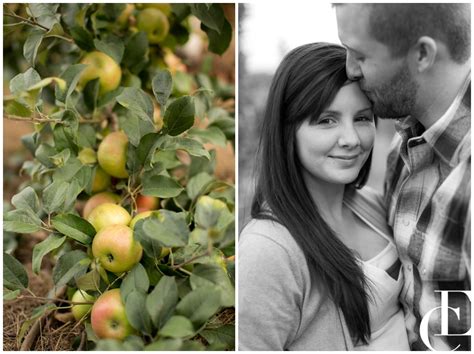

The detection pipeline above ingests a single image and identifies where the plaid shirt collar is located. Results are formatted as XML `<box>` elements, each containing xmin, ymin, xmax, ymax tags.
<box><xmin>395</xmin><ymin>73</ymin><xmax>471</xmax><ymax>168</ymax></box>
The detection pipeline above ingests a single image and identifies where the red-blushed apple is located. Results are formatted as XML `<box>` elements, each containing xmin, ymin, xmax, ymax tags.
<box><xmin>97</xmin><ymin>131</ymin><xmax>129</xmax><ymax>179</ymax></box>
<box><xmin>136</xmin><ymin>195</ymin><xmax>160</xmax><ymax>213</ymax></box>
<box><xmin>71</xmin><ymin>289</ymin><xmax>95</xmax><ymax>321</ymax></box>
<box><xmin>79</xmin><ymin>51</ymin><xmax>122</xmax><ymax>94</ymax></box>
<box><xmin>92</xmin><ymin>224</ymin><xmax>142</xmax><ymax>273</ymax></box>
<box><xmin>82</xmin><ymin>192</ymin><xmax>121</xmax><ymax>219</ymax></box>
<box><xmin>91</xmin><ymin>289</ymin><xmax>134</xmax><ymax>340</ymax></box>
<box><xmin>87</xmin><ymin>203</ymin><xmax>131</xmax><ymax>232</ymax></box>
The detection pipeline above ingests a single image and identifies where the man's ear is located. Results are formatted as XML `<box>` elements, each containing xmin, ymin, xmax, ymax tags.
<box><xmin>412</xmin><ymin>36</ymin><xmax>437</xmax><ymax>72</ymax></box>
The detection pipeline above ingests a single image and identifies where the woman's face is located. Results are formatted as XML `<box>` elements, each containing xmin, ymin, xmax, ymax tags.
<box><xmin>296</xmin><ymin>82</ymin><xmax>375</xmax><ymax>186</ymax></box>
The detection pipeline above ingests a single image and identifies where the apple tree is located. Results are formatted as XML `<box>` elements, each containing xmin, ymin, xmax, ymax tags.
<box><xmin>3</xmin><ymin>3</ymin><xmax>235</xmax><ymax>351</ymax></box>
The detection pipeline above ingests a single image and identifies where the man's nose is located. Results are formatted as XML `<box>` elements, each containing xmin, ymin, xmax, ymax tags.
<box><xmin>346</xmin><ymin>54</ymin><xmax>362</xmax><ymax>81</ymax></box>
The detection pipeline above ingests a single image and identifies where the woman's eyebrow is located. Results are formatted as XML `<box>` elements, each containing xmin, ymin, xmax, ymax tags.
<box><xmin>356</xmin><ymin>107</ymin><xmax>372</xmax><ymax>114</ymax></box>
<box><xmin>320</xmin><ymin>110</ymin><xmax>341</xmax><ymax>116</ymax></box>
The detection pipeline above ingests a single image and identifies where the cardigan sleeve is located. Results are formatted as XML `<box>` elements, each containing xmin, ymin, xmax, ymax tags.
<box><xmin>238</xmin><ymin>229</ymin><xmax>305</xmax><ymax>350</ymax></box>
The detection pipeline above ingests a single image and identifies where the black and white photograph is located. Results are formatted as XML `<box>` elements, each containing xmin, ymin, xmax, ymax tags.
<box><xmin>238</xmin><ymin>3</ymin><xmax>471</xmax><ymax>351</ymax></box>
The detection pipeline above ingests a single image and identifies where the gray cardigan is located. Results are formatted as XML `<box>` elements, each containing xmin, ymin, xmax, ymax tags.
<box><xmin>238</xmin><ymin>218</ymin><xmax>355</xmax><ymax>351</ymax></box>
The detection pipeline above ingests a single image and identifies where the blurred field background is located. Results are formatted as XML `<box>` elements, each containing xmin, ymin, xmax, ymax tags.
<box><xmin>238</xmin><ymin>3</ymin><xmax>396</xmax><ymax>230</ymax></box>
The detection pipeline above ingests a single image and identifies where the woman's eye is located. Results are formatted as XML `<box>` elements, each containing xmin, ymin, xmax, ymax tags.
<box><xmin>355</xmin><ymin>115</ymin><xmax>373</xmax><ymax>122</ymax></box>
<box><xmin>316</xmin><ymin>117</ymin><xmax>336</xmax><ymax>125</ymax></box>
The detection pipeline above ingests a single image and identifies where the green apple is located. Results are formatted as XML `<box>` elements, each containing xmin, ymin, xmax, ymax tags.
<box><xmin>82</xmin><ymin>192</ymin><xmax>121</xmax><ymax>219</ymax></box>
<box><xmin>87</xmin><ymin>203</ymin><xmax>131</xmax><ymax>232</ymax></box>
<box><xmin>136</xmin><ymin>8</ymin><xmax>170</xmax><ymax>44</ymax></box>
<box><xmin>79</xmin><ymin>51</ymin><xmax>122</xmax><ymax>94</ymax></box>
<box><xmin>78</xmin><ymin>147</ymin><xmax>97</xmax><ymax>165</ymax></box>
<box><xmin>71</xmin><ymin>289</ymin><xmax>95</xmax><ymax>321</ymax></box>
<box><xmin>91</xmin><ymin>289</ymin><xmax>134</xmax><ymax>340</ymax></box>
<box><xmin>92</xmin><ymin>224</ymin><xmax>142</xmax><ymax>273</ymax></box>
<box><xmin>142</xmin><ymin>3</ymin><xmax>171</xmax><ymax>16</ymax></box>
<box><xmin>97</xmin><ymin>131</ymin><xmax>129</xmax><ymax>179</ymax></box>
<box><xmin>91</xmin><ymin>166</ymin><xmax>111</xmax><ymax>193</ymax></box>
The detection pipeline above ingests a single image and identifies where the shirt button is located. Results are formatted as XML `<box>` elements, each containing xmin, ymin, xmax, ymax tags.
<box><xmin>403</xmin><ymin>219</ymin><xmax>410</xmax><ymax>226</ymax></box>
<box><xmin>407</xmin><ymin>265</ymin><xmax>412</xmax><ymax>271</ymax></box>
<box><xmin>422</xmin><ymin>268</ymin><xmax>427</xmax><ymax>275</ymax></box>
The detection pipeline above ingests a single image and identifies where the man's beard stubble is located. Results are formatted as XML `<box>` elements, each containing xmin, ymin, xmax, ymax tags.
<box><xmin>363</xmin><ymin>63</ymin><xmax>418</xmax><ymax>119</ymax></box>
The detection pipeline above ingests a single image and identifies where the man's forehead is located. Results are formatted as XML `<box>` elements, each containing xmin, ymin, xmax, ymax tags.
<box><xmin>336</xmin><ymin>4</ymin><xmax>372</xmax><ymax>48</ymax></box>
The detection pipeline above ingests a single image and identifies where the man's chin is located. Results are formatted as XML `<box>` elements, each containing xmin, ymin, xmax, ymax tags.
<box><xmin>373</xmin><ymin>103</ymin><xmax>408</xmax><ymax>120</ymax></box>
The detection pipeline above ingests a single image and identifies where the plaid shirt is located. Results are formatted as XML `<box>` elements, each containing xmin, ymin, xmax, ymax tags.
<box><xmin>384</xmin><ymin>76</ymin><xmax>471</xmax><ymax>351</ymax></box>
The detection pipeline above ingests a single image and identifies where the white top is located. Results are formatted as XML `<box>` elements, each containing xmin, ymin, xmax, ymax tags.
<box><xmin>346</xmin><ymin>198</ymin><xmax>410</xmax><ymax>351</ymax></box>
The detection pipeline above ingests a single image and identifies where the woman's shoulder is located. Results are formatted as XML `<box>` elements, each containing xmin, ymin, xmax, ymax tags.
<box><xmin>344</xmin><ymin>186</ymin><xmax>392</xmax><ymax>236</ymax></box>
<box><xmin>240</xmin><ymin>218</ymin><xmax>305</xmax><ymax>258</ymax></box>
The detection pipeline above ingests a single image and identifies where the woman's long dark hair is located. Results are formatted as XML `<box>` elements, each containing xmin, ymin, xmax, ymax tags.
<box><xmin>251</xmin><ymin>43</ymin><xmax>373</xmax><ymax>344</ymax></box>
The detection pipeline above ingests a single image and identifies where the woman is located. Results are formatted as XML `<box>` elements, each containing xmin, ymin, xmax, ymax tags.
<box><xmin>238</xmin><ymin>43</ymin><xmax>410</xmax><ymax>350</ymax></box>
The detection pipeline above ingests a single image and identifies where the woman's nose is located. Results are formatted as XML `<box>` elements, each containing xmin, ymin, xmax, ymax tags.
<box><xmin>338</xmin><ymin>123</ymin><xmax>360</xmax><ymax>148</ymax></box>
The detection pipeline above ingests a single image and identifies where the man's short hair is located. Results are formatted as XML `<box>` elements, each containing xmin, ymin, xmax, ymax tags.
<box><xmin>368</xmin><ymin>4</ymin><xmax>470</xmax><ymax>64</ymax></box>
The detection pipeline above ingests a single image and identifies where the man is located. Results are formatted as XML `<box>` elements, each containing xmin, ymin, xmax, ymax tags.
<box><xmin>336</xmin><ymin>4</ymin><xmax>471</xmax><ymax>351</ymax></box>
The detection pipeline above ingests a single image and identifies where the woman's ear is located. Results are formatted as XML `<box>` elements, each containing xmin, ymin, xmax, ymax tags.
<box><xmin>411</xmin><ymin>36</ymin><xmax>437</xmax><ymax>72</ymax></box>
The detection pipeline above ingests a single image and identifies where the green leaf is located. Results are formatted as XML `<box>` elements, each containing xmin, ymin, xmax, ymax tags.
<box><xmin>52</xmin><ymin>156</ymin><xmax>82</xmax><ymax>181</ymax></box>
<box><xmin>190</xmin><ymin>4</ymin><xmax>225</xmax><ymax>33</ymax></box>
<box><xmin>52</xmin><ymin>250</ymin><xmax>89</xmax><ymax>287</ymax></box>
<box><xmin>27</xmin><ymin>4</ymin><xmax>60</xmax><ymax>28</ymax></box>
<box><xmin>23</xmin><ymin>28</ymin><xmax>45</xmax><ymax>67</ymax></box>
<box><xmin>11</xmin><ymin>187</ymin><xmax>40</xmax><ymax>213</ymax></box>
<box><xmin>4</xmin><ymin>289</ymin><xmax>21</xmax><ymax>301</ymax></box>
<box><xmin>163</xmin><ymin>96</ymin><xmax>195</xmax><ymax>136</ymax></box>
<box><xmin>10</xmin><ymin>68</ymin><xmax>41</xmax><ymax>96</ymax></box>
<box><xmin>4</xmin><ymin>209</ymin><xmax>42</xmax><ymax>234</ymax></box>
<box><xmin>141</xmin><ymin>210</ymin><xmax>189</xmax><ymax>247</ymax></box>
<box><xmin>201</xmin><ymin>324</ymin><xmax>235</xmax><ymax>349</ymax></box>
<box><xmin>194</xmin><ymin>195</ymin><xmax>230</xmax><ymax>229</ymax></box>
<box><xmin>75</xmin><ymin>269</ymin><xmax>101</xmax><ymax>291</ymax></box>
<box><xmin>176</xmin><ymin>286</ymin><xmax>222</xmax><ymax>327</ymax></box>
<box><xmin>4</xmin><ymin>253</ymin><xmax>29</xmax><ymax>290</ymax></box>
<box><xmin>70</xmin><ymin>25</ymin><xmax>95</xmax><ymax>51</ymax></box>
<box><xmin>160</xmin><ymin>136</ymin><xmax>210</xmax><ymax>159</ymax></box>
<box><xmin>83</xmin><ymin>78</ymin><xmax>100</xmax><ymax>112</ymax></box>
<box><xmin>51</xmin><ymin>214</ymin><xmax>95</xmax><ymax>245</ymax></box>
<box><xmin>187</xmin><ymin>126</ymin><xmax>227</xmax><ymax>147</ymax></box>
<box><xmin>32</xmin><ymin>234</ymin><xmax>66</xmax><ymax>274</ymax></box>
<box><xmin>159</xmin><ymin>316</ymin><xmax>195</xmax><ymax>338</ymax></box>
<box><xmin>122</xmin><ymin>31</ymin><xmax>149</xmax><ymax>74</ymax></box>
<box><xmin>77</xmin><ymin>124</ymin><xmax>97</xmax><ymax>148</ymax></box>
<box><xmin>116</xmin><ymin>87</ymin><xmax>154</xmax><ymax>124</ymax></box>
<box><xmin>136</xmin><ymin>133</ymin><xmax>162</xmax><ymax>167</ymax></box>
<box><xmin>4</xmin><ymin>100</ymin><xmax>32</xmax><ymax>117</ymax></box>
<box><xmin>121</xmin><ymin>263</ymin><xmax>150</xmax><ymax>302</ymax></box>
<box><xmin>118</xmin><ymin>111</ymin><xmax>156</xmax><ymax>147</ymax></box>
<box><xmin>133</xmin><ymin>219</ymin><xmax>166</xmax><ymax>259</ymax></box>
<box><xmin>146</xmin><ymin>276</ymin><xmax>178</xmax><ymax>329</ymax></box>
<box><xmin>190</xmin><ymin>264</ymin><xmax>235</xmax><ymax>307</ymax></box>
<box><xmin>56</xmin><ymin>64</ymin><xmax>87</xmax><ymax>103</ymax></box>
<box><xmin>93</xmin><ymin>36</ymin><xmax>124</xmax><ymax>64</ymax></box>
<box><xmin>95</xmin><ymin>336</ymin><xmax>144</xmax><ymax>351</ymax></box>
<box><xmin>125</xmin><ymin>290</ymin><xmax>153</xmax><ymax>334</ymax></box>
<box><xmin>42</xmin><ymin>180</ymin><xmax>69</xmax><ymax>214</ymax></box>
<box><xmin>145</xmin><ymin>338</ymin><xmax>183</xmax><ymax>351</ymax></box>
<box><xmin>186</xmin><ymin>172</ymin><xmax>214</xmax><ymax>200</ymax></box>
<box><xmin>152</xmin><ymin>70</ymin><xmax>173</xmax><ymax>107</ymax></box>
<box><xmin>202</xmin><ymin>19</ymin><xmax>233</xmax><ymax>56</ymax></box>
<box><xmin>142</xmin><ymin>175</ymin><xmax>184</xmax><ymax>199</ymax></box>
